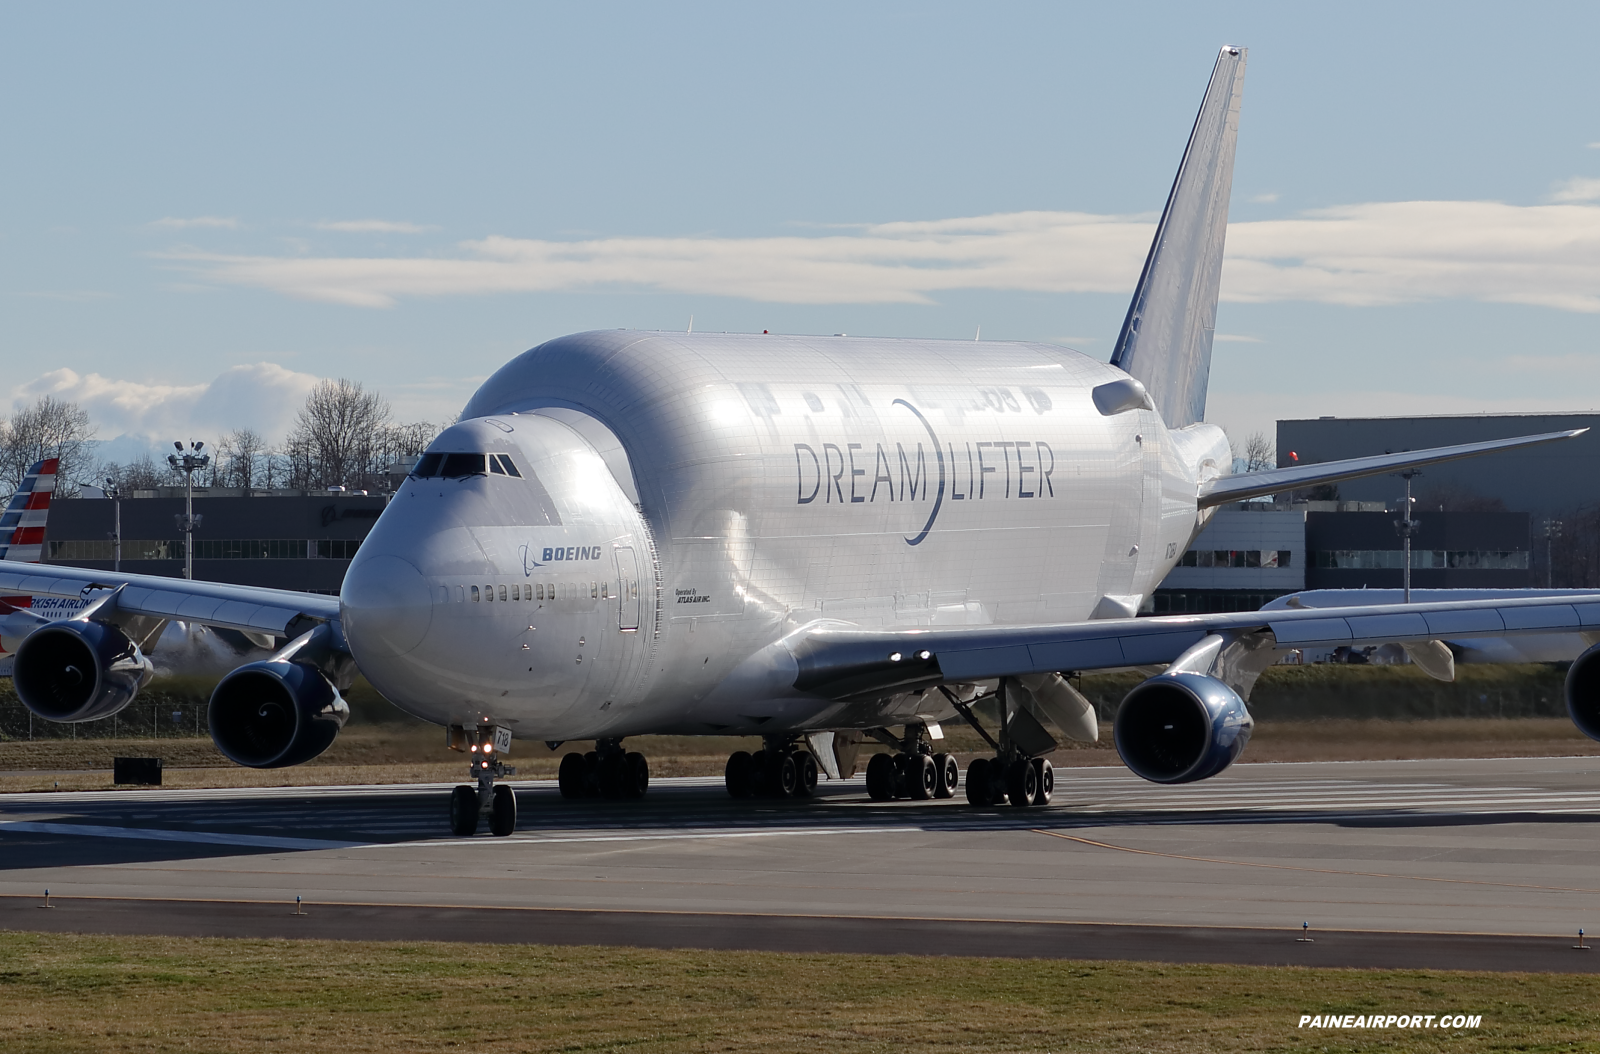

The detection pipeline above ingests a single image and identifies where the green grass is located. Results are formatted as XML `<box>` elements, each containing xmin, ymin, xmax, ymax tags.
<box><xmin>0</xmin><ymin>931</ymin><xmax>1592</xmax><ymax>1053</ymax></box>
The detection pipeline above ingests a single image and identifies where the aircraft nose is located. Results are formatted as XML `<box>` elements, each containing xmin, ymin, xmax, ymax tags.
<box><xmin>340</xmin><ymin>554</ymin><xmax>433</xmax><ymax>659</ymax></box>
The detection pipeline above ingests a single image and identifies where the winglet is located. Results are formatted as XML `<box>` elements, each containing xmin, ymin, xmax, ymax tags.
<box><xmin>1109</xmin><ymin>46</ymin><xmax>1246</xmax><ymax>429</ymax></box>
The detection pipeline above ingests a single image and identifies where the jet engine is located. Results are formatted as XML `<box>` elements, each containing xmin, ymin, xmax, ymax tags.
<box><xmin>1112</xmin><ymin>671</ymin><xmax>1253</xmax><ymax>784</ymax></box>
<box><xmin>1564</xmin><ymin>641</ymin><xmax>1600</xmax><ymax>741</ymax></box>
<box><xmin>13</xmin><ymin>619</ymin><xmax>153</xmax><ymax>722</ymax></box>
<box><xmin>208</xmin><ymin>660</ymin><xmax>349</xmax><ymax>768</ymax></box>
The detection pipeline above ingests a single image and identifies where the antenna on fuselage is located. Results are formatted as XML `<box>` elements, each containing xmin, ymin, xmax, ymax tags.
<box><xmin>975</xmin><ymin>326</ymin><xmax>980</xmax><ymax>341</ymax></box>
<box><xmin>687</xmin><ymin>315</ymin><xmax>693</xmax><ymax>334</ymax></box>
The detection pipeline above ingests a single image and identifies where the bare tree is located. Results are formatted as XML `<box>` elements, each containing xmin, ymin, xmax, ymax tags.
<box><xmin>0</xmin><ymin>396</ymin><xmax>96</xmax><ymax>497</ymax></box>
<box><xmin>1242</xmin><ymin>432</ymin><xmax>1275</xmax><ymax>473</ymax></box>
<box><xmin>103</xmin><ymin>453</ymin><xmax>168</xmax><ymax>493</ymax></box>
<box><xmin>285</xmin><ymin>378</ymin><xmax>392</xmax><ymax>491</ymax></box>
<box><xmin>216</xmin><ymin>428</ymin><xmax>269</xmax><ymax>490</ymax></box>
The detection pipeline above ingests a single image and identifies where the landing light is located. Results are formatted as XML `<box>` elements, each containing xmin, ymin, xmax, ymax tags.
<box><xmin>917</xmin><ymin>650</ymin><xmax>931</xmax><ymax>660</ymax></box>
<box><xmin>888</xmin><ymin>652</ymin><xmax>902</xmax><ymax>662</ymax></box>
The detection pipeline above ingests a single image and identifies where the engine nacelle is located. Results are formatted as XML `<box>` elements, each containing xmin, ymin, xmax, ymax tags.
<box><xmin>1564</xmin><ymin>641</ymin><xmax>1600</xmax><ymax>741</ymax></box>
<box><xmin>1113</xmin><ymin>671</ymin><xmax>1254</xmax><ymax>784</ymax></box>
<box><xmin>13</xmin><ymin>619</ymin><xmax>153</xmax><ymax>722</ymax></box>
<box><xmin>208</xmin><ymin>660</ymin><xmax>349</xmax><ymax>768</ymax></box>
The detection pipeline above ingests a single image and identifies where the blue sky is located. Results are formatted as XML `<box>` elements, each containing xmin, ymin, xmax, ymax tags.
<box><xmin>4</xmin><ymin>1</ymin><xmax>1599</xmax><ymax>461</ymax></box>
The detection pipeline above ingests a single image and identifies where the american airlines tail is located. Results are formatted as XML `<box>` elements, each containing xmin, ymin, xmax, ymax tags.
<box><xmin>1109</xmin><ymin>45</ymin><xmax>1246</xmax><ymax>430</ymax></box>
<box><xmin>0</xmin><ymin>458</ymin><xmax>61</xmax><ymax>666</ymax></box>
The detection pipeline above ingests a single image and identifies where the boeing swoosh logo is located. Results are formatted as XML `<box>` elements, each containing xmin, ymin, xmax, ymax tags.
<box><xmin>892</xmin><ymin>398</ymin><xmax>945</xmax><ymax>546</ymax></box>
<box><xmin>519</xmin><ymin>543</ymin><xmax>544</xmax><ymax>575</ymax></box>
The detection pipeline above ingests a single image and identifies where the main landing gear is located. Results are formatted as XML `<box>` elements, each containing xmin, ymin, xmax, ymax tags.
<box><xmin>724</xmin><ymin>737</ymin><xmax>821</xmax><ymax>799</ymax></box>
<box><xmin>556</xmin><ymin>738</ymin><xmax>650</xmax><ymax>800</ymax></box>
<box><xmin>942</xmin><ymin>680</ymin><xmax>1056</xmax><ymax>808</ymax></box>
<box><xmin>447</xmin><ymin>724</ymin><xmax>519</xmax><ymax>836</ymax></box>
<box><xmin>864</xmin><ymin>724</ymin><xmax>959</xmax><ymax>802</ymax></box>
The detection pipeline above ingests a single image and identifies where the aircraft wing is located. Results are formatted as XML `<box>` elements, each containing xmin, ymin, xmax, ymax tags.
<box><xmin>790</xmin><ymin>592</ymin><xmax>1600</xmax><ymax>700</ymax></box>
<box><xmin>1198</xmin><ymin>428</ymin><xmax>1586</xmax><ymax>507</ymax></box>
<box><xmin>0</xmin><ymin>563</ymin><xmax>340</xmax><ymax>640</ymax></box>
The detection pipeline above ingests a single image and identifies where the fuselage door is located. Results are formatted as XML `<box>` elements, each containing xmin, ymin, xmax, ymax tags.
<box><xmin>614</xmin><ymin>545</ymin><xmax>641</xmax><ymax>632</ymax></box>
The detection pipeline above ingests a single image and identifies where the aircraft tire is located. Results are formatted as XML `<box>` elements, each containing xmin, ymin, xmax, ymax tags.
<box><xmin>724</xmin><ymin>751</ymin><xmax>754</xmax><ymax>798</ymax></box>
<box><xmin>865</xmin><ymin>752</ymin><xmax>896</xmax><ymax>801</ymax></box>
<box><xmin>773</xmin><ymin>752</ymin><xmax>800</xmax><ymax>798</ymax></box>
<box><xmin>624</xmin><ymin>751</ymin><xmax>650</xmax><ymax>799</ymax></box>
<box><xmin>964</xmin><ymin>758</ymin><xmax>990</xmax><ymax>806</ymax></box>
<box><xmin>905</xmin><ymin>753</ymin><xmax>936</xmax><ymax>800</ymax></box>
<box><xmin>599</xmin><ymin>752</ymin><xmax>630</xmax><ymax>799</ymax></box>
<box><xmin>489</xmin><ymin>784</ymin><xmax>517</xmax><ymax>836</ymax></box>
<box><xmin>557</xmin><ymin>752</ymin><xmax>586</xmax><ymax>799</ymax></box>
<box><xmin>583</xmin><ymin>751</ymin><xmax>601</xmax><ymax>796</ymax></box>
<box><xmin>933</xmin><ymin>753</ymin><xmax>959</xmax><ymax>798</ymax></box>
<box><xmin>794</xmin><ymin>752</ymin><xmax>819</xmax><ymax>797</ymax></box>
<box><xmin>1006</xmin><ymin>758</ymin><xmax>1039</xmax><ymax>807</ymax></box>
<box><xmin>449</xmin><ymin>785</ymin><xmax>478</xmax><ymax>836</ymax></box>
<box><xmin>1033</xmin><ymin>757</ymin><xmax>1054</xmax><ymax>805</ymax></box>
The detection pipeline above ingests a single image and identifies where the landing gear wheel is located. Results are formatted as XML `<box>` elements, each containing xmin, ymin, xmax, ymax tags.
<box><xmin>1032</xmin><ymin>757</ymin><xmax>1054</xmax><ymax>806</ymax></box>
<box><xmin>933</xmin><ymin>753</ymin><xmax>959</xmax><ymax>799</ymax></box>
<box><xmin>905</xmin><ymin>753</ymin><xmax>936</xmax><ymax>800</ymax></box>
<box><xmin>449</xmin><ymin>785</ymin><xmax>478</xmax><ymax>836</ymax></box>
<box><xmin>599</xmin><ymin>752</ymin><xmax>629</xmax><ymax>799</ymax></box>
<box><xmin>771</xmin><ymin>752</ymin><xmax>799</xmax><ymax>798</ymax></box>
<box><xmin>794</xmin><ymin>752</ymin><xmax>819</xmax><ymax>797</ymax></box>
<box><xmin>583</xmin><ymin>750</ymin><xmax>600</xmax><ymax>796</ymax></box>
<box><xmin>725</xmin><ymin>751</ymin><xmax>754</xmax><ymax>798</ymax></box>
<box><xmin>865</xmin><ymin>752</ymin><xmax>896</xmax><ymax>801</ymax></box>
<box><xmin>557</xmin><ymin>752</ymin><xmax>586</xmax><ymax>800</ymax></box>
<box><xmin>749</xmin><ymin>750</ymin><xmax>769</xmax><ymax>797</ymax></box>
<box><xmin>964</xmin><ymin>758</ymin><xmax>990</xmax><ymax>806</ymax></box>
<box><xmin>489</xmin><ymin>784</ymin><xmax>517</xmax><ymax>836</ymax></box>
<box><xmin>1007</xmin><ymin>758</ymin><xmax>1039</xmax><ymax>807</ymax></box>
<box><xmin>624</xmin><ymin>752</ymin><xmax>650</xmax><ymax>799</ymax></box>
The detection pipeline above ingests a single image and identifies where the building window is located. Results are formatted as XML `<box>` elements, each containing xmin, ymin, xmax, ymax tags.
<box><xmin>1313</xmin><ymin>549</ymin><xmax>1529</xmax><ymax>570</ymax></box>
<box><xmin>1178</xmin><ymin>549</ymin><xmax>1293</xmax><ymax>570</ymax></box>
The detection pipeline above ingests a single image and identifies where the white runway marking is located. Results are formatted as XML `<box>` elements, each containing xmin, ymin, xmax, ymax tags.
<box><xmin>0</xmin><ymin>820</ymin><xmax>362</xmax><ymax>851</ymax></box>
<box><xmin>375</xmin><ymin>825</ymin><xmax>921</xmax><ymax>849</ymax></box>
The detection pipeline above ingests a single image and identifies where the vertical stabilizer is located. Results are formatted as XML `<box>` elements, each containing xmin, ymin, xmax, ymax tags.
<box><xmin>0</xmin><ymin>458</ymin><xmax>58</xmax><ymax>564</ymax></box>
<box><xmin>1109</xmin><ymin>46</ymin><xmax>1246</xmax><ymax>429</ymax></box>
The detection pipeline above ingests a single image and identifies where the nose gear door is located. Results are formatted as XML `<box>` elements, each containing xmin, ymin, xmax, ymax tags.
<box><xmin>613</xmin><ymin>545</ymin><xmax>641</xmax><ymax>632</ymax></box>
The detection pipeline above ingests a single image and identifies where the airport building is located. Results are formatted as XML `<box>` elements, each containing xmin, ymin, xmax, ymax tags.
<box><xmin>1153</xmin><ymin>503</ymin><xmax>1533</xmax><ymax>613</ymax></box>
<box><xmin>43</xmin><ymin>488</ymin><xmax>388</xmax><ymax>593</ymax></box>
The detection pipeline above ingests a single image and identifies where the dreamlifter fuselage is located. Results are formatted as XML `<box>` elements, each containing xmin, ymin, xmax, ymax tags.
<box><xmin>340</xmin><ymin>332</ymin><xmax>1231</xmax><ymax>742</ymax></box>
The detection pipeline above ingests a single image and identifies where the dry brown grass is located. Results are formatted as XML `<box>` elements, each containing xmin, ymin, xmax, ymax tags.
<box><xmin>0</xmin><ymin>930</ymin><xmax>1590</xmax><ymax>1053</ymax></box>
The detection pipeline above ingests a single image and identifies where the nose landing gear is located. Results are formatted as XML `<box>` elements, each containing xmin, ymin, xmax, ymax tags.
<box><xmin>446</xmin><ymin>724</ymin><xmax>519</xmax><ymax>836</ymax></box>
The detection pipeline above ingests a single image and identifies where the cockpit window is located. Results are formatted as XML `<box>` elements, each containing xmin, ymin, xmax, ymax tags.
<box><xmin>489</xmin><ymin>456</ymin><xmax>506</xmax><ymax>475</ymax></box>
<box><xmin>492</xmin><ymin>454</ymin><xmax>523</xmax><ymax>478</ymax></box>
<box><xmin>412</xmin><ymin>453</ymin><xmax>443</xmax><ymax>478</ymax></box>
<box><xmin>439</xmin><ymin>453</ymin><xmax>487</xmax><ymax>478</ymax></box>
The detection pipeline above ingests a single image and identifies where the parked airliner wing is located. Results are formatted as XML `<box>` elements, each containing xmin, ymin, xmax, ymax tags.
<box><xmin>1197</xmin><ymin>428</ymin><xmax>1586</xmax><ymax>508</ymax></box>
<box><xmin>790</xmin><ymin>592</ymin><xmax>1600</xmax><ymax>700</ymax></box>
<box><xmin>0</xmin><ymin>564</ymin><xmax>339</xmax><ymax>639</ymax></box>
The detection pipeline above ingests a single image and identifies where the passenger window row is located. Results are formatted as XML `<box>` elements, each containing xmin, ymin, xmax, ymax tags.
<box><xmin>462</xmin><ymin>581</ymin><xmax>611</xmax><ymax>602</ymax></box>
<box><xmin>412</xmin><ymin>452</ymin><xmax>523</xmax><ymax>479</ymax></box>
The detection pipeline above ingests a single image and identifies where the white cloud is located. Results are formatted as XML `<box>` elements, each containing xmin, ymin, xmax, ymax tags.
<box><xmin>1214</xmin><ymin>333</ymin><xmax>1263</xmax><ymax>343</ymax></box>
<box><xmin>313</xmin><ymin>219</ymin><xmax>434</xmax><ymax>234</ymax></box>
<box><xmin>1549</xmin><ymin>177</ymin><xmax>1600</xmax><ymax>203</ymax></box>
<box><xmin>11</xmin><ymin>363</ymin><xmax>319</xmax><ymax>445</ymax></box>
<box><xmin>163</xmin><ymin>198</ymin><xmax>1600</xmax><ymax>314</ymax></box>
<box><xmin>150</xmin><ymin>216</ymin><xmax>239</xmax><ymax>229</ymax></box>
<box><xmin>1248</xmin><ymin>192</ymin><xmax>1280</xmax><ymax>203</ymax></box>
<box><xmin>1589</xmin><ymin>142</ymin><xmax>1600</xmax><ymax>149</ymax></box>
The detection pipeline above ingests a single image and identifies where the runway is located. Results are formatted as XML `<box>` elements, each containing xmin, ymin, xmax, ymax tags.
<box><xmin>4</xmin><ymin>756</ymin><xmax>1599</xmax><ymax>972</ymax></box>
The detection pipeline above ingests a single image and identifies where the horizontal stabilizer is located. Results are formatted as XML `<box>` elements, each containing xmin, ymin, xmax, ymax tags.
<box><xmin>1197</xmin><ymin>428</ymin><xmax>1586</xmax><ymax>507</ymax></box>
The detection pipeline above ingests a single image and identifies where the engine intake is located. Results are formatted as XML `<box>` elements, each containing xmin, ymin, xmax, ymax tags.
<box><xmin>13</xmin><ymin>619</ymin><xmax>153</xmax><ymax>722</ymax></box>
<box><xmin>208</xmin><ymin>660</ymin><xmax>349</xmax><ymax>768</ymax></box>
<box><xmin>1564</xmin><ymin>641</ymin><xmax>1600</xmax><ymax>741</ymax></box>
<box><xmin>1113</xmin><ymin>671</ymin><xmax>1253</xmax><ymax>784</ymax></box>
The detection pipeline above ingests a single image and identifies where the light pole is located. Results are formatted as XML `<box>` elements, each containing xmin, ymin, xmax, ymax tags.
<box><xmin>167</xmin><ymin>441</ymin><xmax>209</xmax><ymax>580</ymax></box>
<box><xmin>1394</xmin><ymin>470</ymin><xmax>1421</xmax><ymax>604</ymax></box>
<box><xmin>1544</xmin><ymin>519</ymin><xmax>1563</xmax><ymax>589</ymax></box>
<box><xmin>103</xmin><ymin>478</ymin><xmax>121</xmax><ymax>572</ymax></box>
